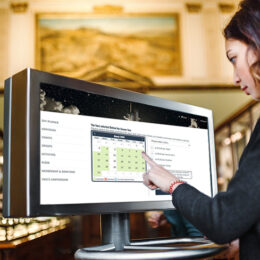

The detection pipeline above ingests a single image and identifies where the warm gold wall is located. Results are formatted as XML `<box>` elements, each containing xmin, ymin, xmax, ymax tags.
<box><xmin>0</xmin><ymin>0</ymin><xmax>253</xmax><ymax>130</ymax></box>
<box><xmin>0</xmin><ymin>0</ymin><xmax>237</xmax><ymax>85</ymax></box>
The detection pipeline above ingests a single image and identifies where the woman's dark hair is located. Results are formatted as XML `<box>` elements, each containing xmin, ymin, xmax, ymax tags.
<box><xmin>224</xmin><ymin>0</ymin><xmax>260</xmax><ymax>81</ymax></box>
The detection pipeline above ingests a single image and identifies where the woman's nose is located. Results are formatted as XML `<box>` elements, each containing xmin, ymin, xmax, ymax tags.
<box><xmin>233</xmin><ymin>71</ymin><xmax>241</xmax><ymax>86</ymax></box>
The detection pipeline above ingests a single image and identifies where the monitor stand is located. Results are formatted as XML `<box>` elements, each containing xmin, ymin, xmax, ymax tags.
<box><xmin>74</xmin><ymin>213</ymin><xmax>227</xmax><ymax>260</ymax></box>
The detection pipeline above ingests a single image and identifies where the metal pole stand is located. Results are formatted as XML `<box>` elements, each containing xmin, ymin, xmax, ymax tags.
<box><xmin>75</xmin><ymin>213</ymin><xmax>227</xmax><ymax>260</ymax></box>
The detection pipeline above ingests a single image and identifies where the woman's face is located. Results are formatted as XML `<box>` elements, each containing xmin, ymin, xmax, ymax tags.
<box><xmin>225</xmin><ymin>39</ymin><xmax>260</xmax><ymax>100</ymax></box>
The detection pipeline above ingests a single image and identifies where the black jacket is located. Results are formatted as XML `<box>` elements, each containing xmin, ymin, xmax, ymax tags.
<box><xmin>172</xmin><ymin>118</ymin><xmax>260</xmax><ymax>259</ymax></box>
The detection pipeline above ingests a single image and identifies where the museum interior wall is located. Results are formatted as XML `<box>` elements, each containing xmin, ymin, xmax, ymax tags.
<box><xmin>0</xmin><ymin>0</ymin><xmax>253</xmax><ymax>131</ymax></box>
<box><xmin>0</xmin><ymin>0</ymin><xmax>255</xmax><ymax>258</ymax></box>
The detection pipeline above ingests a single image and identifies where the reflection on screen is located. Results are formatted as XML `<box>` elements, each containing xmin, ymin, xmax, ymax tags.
<box><xmin>40</xmin><ymin>84</ymin><xmax>211</xmax><ymax>205</ymax></box>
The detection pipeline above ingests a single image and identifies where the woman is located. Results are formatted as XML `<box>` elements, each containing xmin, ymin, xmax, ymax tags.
<box><xmin>142</xmin><ymin>0</ymin><xmax>260</xmax><ymax>259</ymax></box>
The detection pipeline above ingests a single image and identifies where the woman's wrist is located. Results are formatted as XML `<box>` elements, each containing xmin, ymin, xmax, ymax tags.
<box><xmin>168</xmin><ymin>179</ymin><xmax>186</xmax><ymax>194</ymax></box>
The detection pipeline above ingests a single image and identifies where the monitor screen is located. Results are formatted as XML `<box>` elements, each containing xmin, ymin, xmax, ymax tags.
<box><xmin>3</xmin><ymin>68</ymin><xmax>217</xmax><ymax>217</ymax></box>
<box><xmin>40</xmin><ymin>83</ymin><xmax>211</xmax><ymax>205</ymax></box>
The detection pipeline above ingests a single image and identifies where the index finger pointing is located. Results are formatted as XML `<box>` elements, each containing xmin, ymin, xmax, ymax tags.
<box><xmin>142</xmin><ymin>152</ymin><xmax>157</xmax><ymax>167</ymax></box>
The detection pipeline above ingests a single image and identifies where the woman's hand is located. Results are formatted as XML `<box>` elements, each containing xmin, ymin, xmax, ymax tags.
<box><xmin>142</xmin><ymin>152</ymin><xmax>180</xmax><ymax>193</ymax></box>
<box><xmin>145</xmin><ymin>211</ymin><xmax>168</xmax><ymax>228</ymax></box>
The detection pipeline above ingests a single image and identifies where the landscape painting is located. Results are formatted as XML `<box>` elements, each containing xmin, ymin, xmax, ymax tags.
<box><xmin>36</xmin><ymin>14</ymin><xmax>181</xmax><ymax>81</ymax></box>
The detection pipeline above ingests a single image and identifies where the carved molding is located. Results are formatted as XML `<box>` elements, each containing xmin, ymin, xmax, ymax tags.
<box><xmin>218</xmin><ymin>3</ymin><xmax>235</xmax><ymax>13</ymax></box>
<box><xmin>93</xmin><ymin>5</ymin><xmax>123</xmax><ymax>14</ymax></box>
<box><xmin>185</xmin><ymin>3</ymin><xmax>202</xmax><ymax>13</ymax></box>
<box><xmin>10</xmin><ymin>1</ymin><xmax>28</xmax><ymax>13</ymax></box>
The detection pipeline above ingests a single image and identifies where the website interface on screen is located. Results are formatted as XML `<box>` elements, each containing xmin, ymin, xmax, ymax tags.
<box><xmin>40</xmin><ymin>84</ymin><xmax>212</xmax><ymax>205</ymax></box>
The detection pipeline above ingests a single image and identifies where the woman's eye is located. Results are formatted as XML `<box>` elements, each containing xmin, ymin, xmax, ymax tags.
<box><xmin>230</xmin><ymin>57</ymin><xmax>236</xmax><ymax>64</ymax></box>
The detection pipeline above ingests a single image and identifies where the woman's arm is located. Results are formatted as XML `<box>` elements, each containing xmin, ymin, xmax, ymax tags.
<box><xmin>142</xmin><ymin>124</ymin><xmax>260</xmax><ymax>244</ymax></box>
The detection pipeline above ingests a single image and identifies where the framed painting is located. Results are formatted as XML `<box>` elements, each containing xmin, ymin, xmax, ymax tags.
<box><xmin>36</xmin><ymin>13</ymin><xmax>181</xmax><ymax>84</ymax></box>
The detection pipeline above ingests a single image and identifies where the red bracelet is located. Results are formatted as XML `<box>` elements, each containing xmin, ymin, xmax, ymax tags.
<box><xmin>168</xmin><ymin>180</ymin><xmax>185</xmax><ymax>194</ymax></box>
